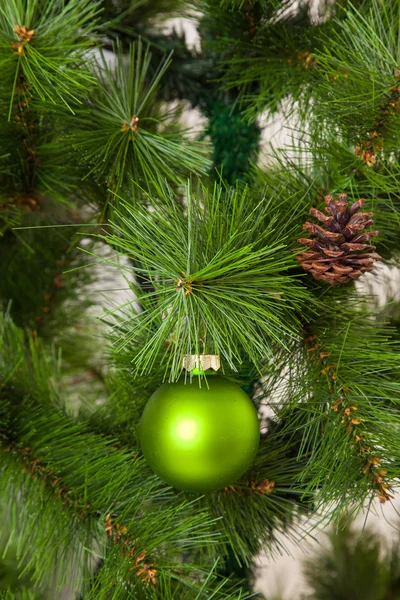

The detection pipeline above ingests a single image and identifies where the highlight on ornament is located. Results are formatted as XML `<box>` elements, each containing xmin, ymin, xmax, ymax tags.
<box><xmin>177</xmin><ymin>418</ymin><xmax>197</xmax><ymax>440</ymax></box>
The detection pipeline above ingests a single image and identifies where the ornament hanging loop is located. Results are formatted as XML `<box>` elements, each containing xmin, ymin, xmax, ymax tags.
<box><xmin>182</xmin><ymin>354</ymin><xmax>221</xmax><ymax>373</ymax></box>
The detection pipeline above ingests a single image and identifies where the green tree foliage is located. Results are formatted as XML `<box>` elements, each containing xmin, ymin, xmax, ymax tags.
<box><xmin>303</xmin><ymin>521</ymin><xmax>400</xmax><ymax>600</ymax></box>
<box><xmin>266</xmin><ymin>520</ymin><xmax>400</xmax><ymax>600</ymax></box>
<box><xmin>99</xmin><ymin>180</ymin><xmax>312</xmax><ymax>380</ymax></box>
<box><xmin>1</xmin><ymin>0</ymin><xmax>400</xmax><ymax>598</ymax></box>
<box><xmin>71</xmin><ymin>41</ymin><xmax>210</xmax><ymax>196</ymax></box>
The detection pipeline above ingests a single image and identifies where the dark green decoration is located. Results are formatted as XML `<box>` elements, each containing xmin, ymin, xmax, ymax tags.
<box><xmin>205</xmin><ymin>99</ymin><xmax>261</xmax><ymax>184</ymax></box>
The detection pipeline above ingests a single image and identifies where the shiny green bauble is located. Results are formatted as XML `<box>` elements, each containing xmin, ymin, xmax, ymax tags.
<box><xmin>138</xmin><ymin>375</ymin><xmax>260</xmax><ymax>493</ymax></box>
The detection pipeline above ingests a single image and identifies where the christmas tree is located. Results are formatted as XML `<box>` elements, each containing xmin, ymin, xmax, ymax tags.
<box><xmin>1</xmin><ymin>0</ymin><xmax>400</xmax><ymax>597</ymax></box>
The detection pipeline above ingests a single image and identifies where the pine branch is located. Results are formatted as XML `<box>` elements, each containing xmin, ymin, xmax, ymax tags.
<box><xmin>303</xmin><ymin>519</ymin><xmax>400</xmax><ymax>600</ymax></box>
<box><xmin>196</xmin><ymin>0</ymin><xmax>320</xmax><ymax>119</ymax></box>
<box><xmin>251</xmin><ymin>134</ymin><xmax>400</xmax><ymax>262</ymax></box>
<box><xmin>70</xmin><ymin>40</ymin><xmax>211</xmax><ymax>196</ymax></box>
<box><xmin>1</xmin><ymin>408</ymin><xmax>253</xmax><ymax>598</ymax></box>
<box><xmin>92</xmin><ymin>180</ymin><xmax>313</xmax><ymax>381</ymax></box>
<box><xmin>0</xmin><ymin>208</ymin><xmax>96</xmax><ymax>359</ymax></box>
<box><xmin>85</xmin><ymin>359</ymin><xmax>316</xmax><ymax>567</ymax></box>
<box><xmin>0</xmin><ymin>313</ymin><xmax>255</xmax><ymax>598</ymax></box>
<box><xmin>308</xmin><ymin>0</ymin><xmax>400</xmax><ymax>153</ymax></box>
<box><xmin>0</xmin><ymin>1</ymin><xmax>111</xmax><ymax>205</ymax></box>
<box><xmin>196</xmin><ymin>427</ymin><xmax>315</xmax><ymax>566</ymax></box>
<box><xmin>101</xmin><ymin>27</ymin><xmax>209</xmax><ymax>109</ymax></box>
<box><xmin>0</xmin><ymin>405</ymin><xmax>99</xmax><ymax>593</ymax></box>
<box><xmin>0</xmin><ymin>0</ymin><xmax>101</xmax><ymax>112</ymax></box>
<box><xmin>266</xmin><ymin>297</ymin><xmax>400</xmax><ymax>517</ymax></box>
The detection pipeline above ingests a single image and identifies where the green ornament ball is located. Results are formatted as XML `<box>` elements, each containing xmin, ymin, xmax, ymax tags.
<box><xmin>138</xmin><ymin>375</ymin><xmax>260</xmax><ymax>493</ymax></box>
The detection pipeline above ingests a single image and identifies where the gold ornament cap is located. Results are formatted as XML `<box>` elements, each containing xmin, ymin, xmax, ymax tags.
<box><xmin>182</xmin><ymin>354</ymin><xmax>221</xmax><ymax>374</ymax></box>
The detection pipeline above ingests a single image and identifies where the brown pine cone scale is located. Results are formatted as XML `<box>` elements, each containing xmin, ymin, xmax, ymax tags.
<box><xmin>296</xmin><ymin>193</ymin><xmax>382</xmax><ymax>285</ymax></box>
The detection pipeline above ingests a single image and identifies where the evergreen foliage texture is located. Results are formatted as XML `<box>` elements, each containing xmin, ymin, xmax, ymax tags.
<box><xmin>1</xmin><ymin>0</ymin><xmax>400</xmax><ymax>597</ymax></box>
<box><xmin>302</xmin><ymin>520</ymin><xmax>400</xmax><ymax>600</ymax></box>
<box><xmin>270</xmin><ymin>518</ymin><xmax>400</xmax><ymax>600</ymax></box>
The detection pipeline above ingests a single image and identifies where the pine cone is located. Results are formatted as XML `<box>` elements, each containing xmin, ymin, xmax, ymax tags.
<box><xmin>296</xmin><ymin>193</ymin><xmax>381</xmax><ymax>285</ymax></box>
